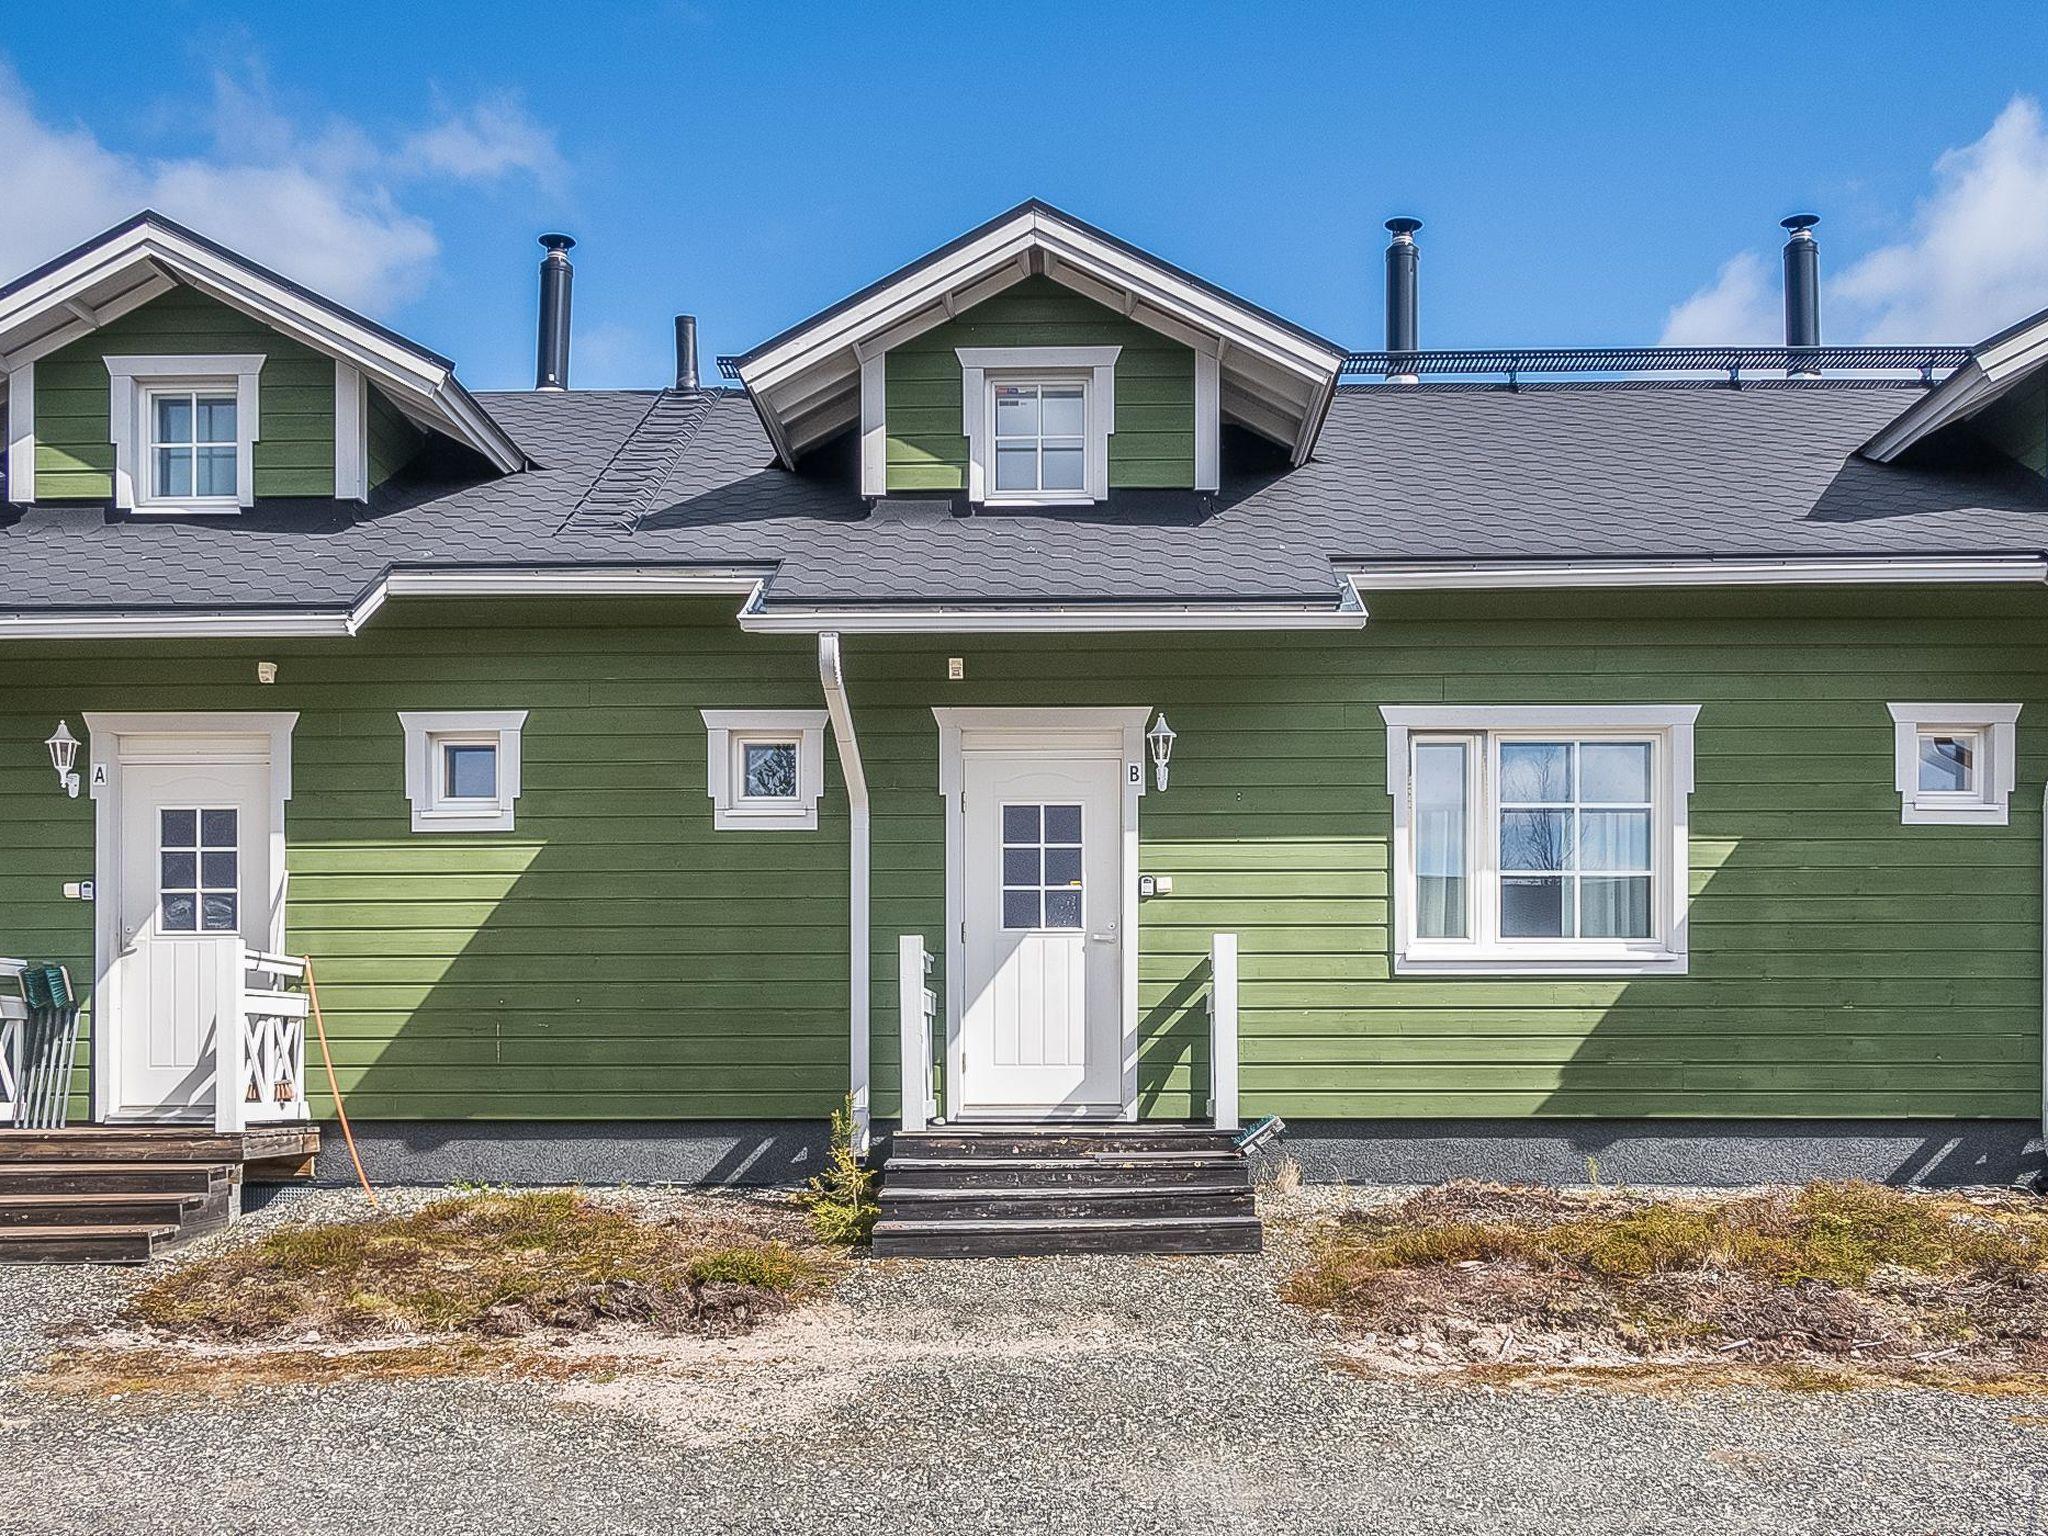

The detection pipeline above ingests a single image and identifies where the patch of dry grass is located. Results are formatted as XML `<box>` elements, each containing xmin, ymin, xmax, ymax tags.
<box><xmin>36</xmin><ymin>1340</ymin><xmax>627</xmax><ymax>1396</ymax></box>
<box><xmin>130</xmin><ymin>1190</ymin><xmax>839</xmax><ymax>1344</ymax></box>
<box><xmin>1287</xmin><ymin>1181</ymin><xmax>2048</xmax><ymax>1395</ymax></box>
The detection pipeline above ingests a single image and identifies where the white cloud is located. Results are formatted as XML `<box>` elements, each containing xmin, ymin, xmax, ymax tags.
<box><xmin>0</xmin><ymin>59</ymin><xmax>563</xmax><ymax>314</ymax></box>
<box><xmin>1657</xmin><ymin>251</ymin><xmax>1780</xmax><ymax>347</ymax></box>
<box><xmin>1660</xmin><ymin>95</ymin><xmax>2048</xmax><ymax>347</ymax></box>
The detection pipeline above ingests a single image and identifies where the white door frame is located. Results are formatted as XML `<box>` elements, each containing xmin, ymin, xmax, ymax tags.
<box><xmin>82</xmin><ymin>711</ymin><xmax>298</xmax><ymax>1124</ymax></box>
<box><xmin>934</xmin><ymin>706</ymin><xmax>1148</xmax><ymax>1122</ymax></box>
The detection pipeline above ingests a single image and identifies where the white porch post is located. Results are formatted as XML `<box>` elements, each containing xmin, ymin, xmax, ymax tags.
<box><xmin>1209</xmin><ymin>932</ymin><xmax>1239</xmax><ymax>1132</ymax></box>
<box><xmin>212</xmin><ymin>938</ymin><xmax>249</xmax><ymax>1134</ymax></box>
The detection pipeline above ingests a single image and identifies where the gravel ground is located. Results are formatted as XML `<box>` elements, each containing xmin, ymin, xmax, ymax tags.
<box><xmin>0</xmin><ymin>1183</ymin><xmax>2042</xmax><ymax>1536</ymax></box>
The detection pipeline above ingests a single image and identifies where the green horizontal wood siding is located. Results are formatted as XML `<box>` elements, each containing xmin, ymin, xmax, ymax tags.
<box><xmin>884</xmin><ymin>276</ymin><xmax>1196</xmax><ymax>493</ymax></box>
<box><xmin>367</xmin><ymin>384</ymin><xmax>424</xmax><ymax>488</ymax></box>
<box><xmin>2</xmin><ymin>588</ymin><xmax>2042</xmax><ymax>1127</ymax></box>
<box><xmin>34</xmin><ymin>285</ymin><xmax>335</xmax><ymax>500</ymax></box>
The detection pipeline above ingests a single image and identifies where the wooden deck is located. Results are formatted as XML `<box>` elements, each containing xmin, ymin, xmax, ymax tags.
<box><xmin>0</xmin><ymin>1123</ymin><xmax>320</xmax><ymax>1167</ymax></box>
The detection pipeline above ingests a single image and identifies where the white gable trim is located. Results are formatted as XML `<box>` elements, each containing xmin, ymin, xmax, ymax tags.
<box><xmin>0</xmin><ymin>217</ymin><xmax>521</xmax><ymax>474</ymax></box>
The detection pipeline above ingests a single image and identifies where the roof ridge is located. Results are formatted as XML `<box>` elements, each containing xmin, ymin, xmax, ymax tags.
<box><xmin>557</xmin><ymin>390</ymin><xmax>718</xmax><ymax>536</ymax></box>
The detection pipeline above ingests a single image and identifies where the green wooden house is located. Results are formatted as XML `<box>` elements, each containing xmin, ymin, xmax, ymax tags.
<box><xmin>2</xmin><ymin>201</ymin><xmax>2047</xmax><ymax>1242</ymax></box>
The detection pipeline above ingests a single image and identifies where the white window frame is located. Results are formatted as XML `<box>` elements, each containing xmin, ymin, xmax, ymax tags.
<box><xmin>398</xmin><ymin>710</ymin><xmax>527</xmax><ymax>833</ymax></box>
<box><xmin>1381</xmin><ymin>705</ymin><xmax>1701</xmax><ymax>976</ymax></box>
<box><xmin>956</xmin><ymin>345</ymin><xmax>1118</xmax><ymax>505</ymax></box>
<box><xmin>1886</xmin><ymin>703</ymin><xmax>2021</xmax><ymax>825</ymax></box>
<box><xmin>702</xmin><ymin>709</ymin><xmax>829</xmax><ymax>831</ymax></box>
<box><xmin>104</xmin><ymin>353</ymin><xmax>264</xmax><ymax>513</ymax></box>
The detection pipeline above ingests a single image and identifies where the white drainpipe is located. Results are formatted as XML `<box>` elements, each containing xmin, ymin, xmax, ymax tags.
<box><xmin>818</xmin><ymin>632</ymin><xmax>871</xmax><ymax>1153</ymax></box>
<box><xmin>2040</xmin><ymin>781</ymin><xmax>2046</xmax><ymax>1168</ymax></box>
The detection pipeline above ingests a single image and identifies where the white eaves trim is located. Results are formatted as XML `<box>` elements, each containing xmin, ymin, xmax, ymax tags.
<box><xmin>1344</xmin><ymin>555</ymin><xmax>2048</xmax><ymax>595</ymax></box>
<box><xmin>736</xmin><ymin>592</ymin><xmax>1368</xmax><ymax>634</ymax></box>
<box><xmin>0</xmin><ymin>567</ymin><xmax>772</xmax><ymax>640</ymax></box>
<box><xmin>0</xmin><ymin>214</ymin><xmax>522</xmax><ymax>474</ymax></box>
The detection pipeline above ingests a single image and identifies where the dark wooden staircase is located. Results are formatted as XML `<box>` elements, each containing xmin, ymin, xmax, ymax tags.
<box><xmin>0</xmin><ymin>1125</ymin><xmax>318</xmax><ymax>1263</ymax></box>
<box><xmin>874</xmin><ymin>1125</ymin><xmax>1261</xmax><ymax>1258</ymax></box>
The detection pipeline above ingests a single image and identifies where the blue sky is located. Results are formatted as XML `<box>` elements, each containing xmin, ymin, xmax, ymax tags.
<box><xmin>4</xmin><ymin>1</ymin><xmax>2046</xmax><ymax>389</ymax></box>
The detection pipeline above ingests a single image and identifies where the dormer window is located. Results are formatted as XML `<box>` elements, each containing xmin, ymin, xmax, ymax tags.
<box><xmin>957</xmin><ymin>346</ymin><xmax>1119</xmax><ymax>505</ymax></box>
<box><xmin>993</xmin><ymin>380</ymin><xmax>1087</xmax><ymax>497</ymax></box>
<box><xmin>146</xmin><ymin>388</ymin><xmax>239</xmax><ymax>508</ymax></box>
<box><xmin>105</xmin><ymin>353</ymin><xmax>264</xmax><ymax>514</ymax></box>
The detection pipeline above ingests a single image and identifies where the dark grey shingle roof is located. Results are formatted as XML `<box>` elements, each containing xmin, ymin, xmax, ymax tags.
<box><xmin>3</xmin><ymin>382</ymin><xmax>2045</xmax><ymax>614</ymax></box>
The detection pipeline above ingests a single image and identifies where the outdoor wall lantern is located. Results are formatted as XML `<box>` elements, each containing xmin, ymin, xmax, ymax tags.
<box><xmin>1147</xmin><ymin>712</ymin><xmax>1177</xmax><ymax>791</ymax></box>
<box><xmin>45</xmin><ymin>720</ymin><xmax>80</xmax><ymax>798</ymax></box>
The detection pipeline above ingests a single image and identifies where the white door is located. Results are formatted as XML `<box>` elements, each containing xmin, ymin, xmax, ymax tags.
<box><xmin>110</xmin><ymin>748</ymin><xmax>272</xmax><ymax>1120</ymax></box>
<box><xmin>960</xmin><ymin>752</ymin><xmax>1123</xmax><ymax>1116</ymax></box>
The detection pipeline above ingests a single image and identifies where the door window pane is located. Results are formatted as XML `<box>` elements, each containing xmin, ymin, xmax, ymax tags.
<box><xmin>1414</xmin><ymin>740</ymin><xmax>1468</xmax><ymax>939</ymax></box>
<box><xmin>1001</xmin><ymin>801</ymin><xmax>1084</xmax><ymax>931</ymax></box>
<box><xmin>160</xmin><ymin>806</ymin><xmax>238</xmax><ymax>935</ymax></box>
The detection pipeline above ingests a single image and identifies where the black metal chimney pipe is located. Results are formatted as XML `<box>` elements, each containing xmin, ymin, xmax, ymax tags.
<box><xmin>1384</xmin><ymin>217</ymin><xmax>1422</xmax><ymax>383</ymax></box>
<box><xmin>1781</xmin><ymin>214</ymin><xmax>1820</xmax><ymax>378</ymax></box>
<box><xmin>674</xmin><ymin>314</ymin><xmax>699</xmax><ymax>391</ymax></box>
<box><xmin>535</xmin><ymin>233</ymin><xmax>575</xmax><ymax>391</ymax></box>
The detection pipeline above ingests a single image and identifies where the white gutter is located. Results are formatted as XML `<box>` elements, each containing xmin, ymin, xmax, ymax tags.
<box><xmin>740</xmin><ymin>587</ymin><xmax>1368</xmax><ymax>634</ymax></box>
<box><xmin>817</xmin><ymin>631</ymin><xmax>872</xmax><ymax>1154</ymax></box>
<box><xmin>1344</xmin><ymin>555</ymin><xmax>2048</xmax><ymax>594</ymax></box>
<box><xmin>0</xmin><ymin>568</ymin><xmax>770</xmax><ymax>641</ymax></box>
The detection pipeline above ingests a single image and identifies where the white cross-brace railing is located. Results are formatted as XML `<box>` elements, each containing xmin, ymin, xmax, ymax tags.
<box><xmin>1207</xmin><ymin>932</ymin><xmax>1240</xmax><ymax>1132</ymax></box>
<box><xmin>898</xmin><ymin>935</ymin><xmax>938</xmax><ymax>1133</ymax></box>
<box><xmin>213</xmin><ymin>941</ymin><xmax>312</xmax><ymax>1133</ymax></box>
<box><xmin>0</xmin><ymin>959</ymin><xmax>25</xmax><ymax>1124</ymax></box>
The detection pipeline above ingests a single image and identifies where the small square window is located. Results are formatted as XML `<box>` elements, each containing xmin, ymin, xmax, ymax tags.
<box><xmin>1888</xmin><ymin>704</ymin><xmax>2020</xmax><ymax>825</ymax></box>
<box><xmin>739</xmin><ymin>741</ymin><xmax>800</xmax><ymax>801</ymax></box>
<box><xmin>399</xmin><ymin>711</ymin><xmax>527</xmax><ymax>833</ymax></box>
<box><xmin>702</xmin><ymin>710</ymin><xmax>829</xmax><ymax>831</ymax></box>
<box><xmin>143</xmin><ymin>386</ymin><xmax>240</xmax><ymax>507</ymax></box>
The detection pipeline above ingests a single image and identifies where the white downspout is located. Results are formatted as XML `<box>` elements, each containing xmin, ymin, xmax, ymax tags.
<box><xmin>818</xmin><ymin>632</ymin><xmax>871</xmax><ymax>1154</ymax></box>
<box><xmin>2040</xmin><ymin>781</ymin><xmax>2046</xmax><ymax>1170</ymax></box>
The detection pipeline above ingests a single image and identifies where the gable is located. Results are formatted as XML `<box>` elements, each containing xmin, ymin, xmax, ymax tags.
<box><xmin>731</xmin><ymin>201</ymin><xmax>1344</xmax><ymax>476</ymax></box>
<box><xmin>885</xmin><ymin>277</ymin><xmax>1196</xmax><ymax>493</ymax></box>
<box><xmin>1971</xmin><ymin>372</ymin><xmax>2047</xmax><ymax>478</ymax></box>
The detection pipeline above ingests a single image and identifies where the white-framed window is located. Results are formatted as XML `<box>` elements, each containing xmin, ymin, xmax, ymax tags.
<box><xmin>397</xmin><ymin>710</ymin><xmax>528</xmax><ymax>833</ymax></box>
<box><xmin>956</xmin><ymin>345</ymin><xmax>1118</xmax><ymax>505</ymax></box>
<box><xmin>1381</xmin><ymin>705</ymin><xmax>1701</xmax><ymax>976</ymax></box>
<box><xmin>104</xmin><ymin>353</ymin><xmax>264</xmax><ymax>513</ymax></box>
<box><xmin>1886</xmin><ymin>703</ymin><xmax>2021</xmax><ymax>825</ymax></box>
<box><xmin>701</xmin><ymin>709</ymin><xmax>829</xmax><ymax>831</ymax></box>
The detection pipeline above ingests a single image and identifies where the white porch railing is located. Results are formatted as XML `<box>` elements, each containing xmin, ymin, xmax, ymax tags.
<box><xmin>1207</xmin><ymin>932</ymin><xmax>1239</xmax><ymax>1132</ymax></box>
<box><xmin>898</xmin><ymin>935</ymin><xmax>938</xmax><ymax>1133</ymax></box>
<box><xmin>0</xmin><ymin>959</ymin><xmax>26</xmax><ymax>1125</ymax></box>
<box><xmin>214</xmin><ymin>942</ymin><xmax>312</xmax><ymax>1133</ymax></box>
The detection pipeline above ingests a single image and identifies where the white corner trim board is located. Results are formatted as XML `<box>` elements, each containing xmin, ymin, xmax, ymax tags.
<box><xmin>104</xmin><ymin>352</ymin><xmax>265</xmax><ymax>513</ymax></box>
<box><xmin>3</xmin><ymin>361</ymin><xmax>33</xmax><ymax>504</ymax></box>
<box><xmin>334</xmin><ymin>359</ymin><xmax>369</xmax><ymax>503</ymax></box>
<box><xmin>1380</xmin><ymin>703</ymin><xmax>1702</xmax><ymax>977</ymax></box>
<box><xmin>701</xmin><ymin>708</ymin><xmax>831</xmax><ymax>831</ymax></box>
<box><xmin>1886</xmin><ymin>702</ymin><xmax>2022</xmax><ymax>826</ymax></box>
<box><xmin>398</xmin><ymin>710</ymin><xmax>527</xmax><ymax>833</ymax></box>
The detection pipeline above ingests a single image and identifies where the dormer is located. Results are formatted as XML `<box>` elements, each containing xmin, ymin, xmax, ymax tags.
<box><xmin>0</xmin><ymin>212</ymin><xmax>521</xmax><ymax>511</ymax></box>
<box><xmin>728</xmin><ymin>201</ymin><xmax>1346</xmax><ymax>502</ymax></box>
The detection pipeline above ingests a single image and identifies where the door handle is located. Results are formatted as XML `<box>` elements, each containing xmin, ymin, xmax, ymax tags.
<box><xmin>1088</xmin><ymin>931</ymin><xmax>1116</xmax><ymax>943</ymax></box>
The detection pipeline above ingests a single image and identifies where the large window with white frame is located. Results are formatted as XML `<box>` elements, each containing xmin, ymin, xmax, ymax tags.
<box><xmin>1382</xmin><ymin>705</ymin><xmax>1701</xmax><ymax>975</ymax></box>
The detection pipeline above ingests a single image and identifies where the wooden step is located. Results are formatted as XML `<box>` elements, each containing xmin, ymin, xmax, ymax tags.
<box><xmin>881</xmin><ymin>1183</ymin><xmax>1255</xmax><ymax>1223</ymax></box>
<box><xmin>884</xmin><ymin>1154</ymin><xmax>1251</xmax><ymax>1191</ymax></box>
<box><xmin>894</xmin><ymin>1128</ymin><xmax>1238</xmax><ymax>1160</ymax></box>
<box><xmin>872</xmin><ymin>1213</ymin><xmax>1264</xmax><ymax>1259</ymax></box>
<box><xmin>0</xmin><ymin>1223</ymin><xmax>178</xmax><ymax>1264</ymax></box>
<box><xmin>0</xmin><ymin>1161</ymin><xmax>235</xmax><ymax>1196</ymax></box>
<box><xmin>0</xmin><ymin>1126</ymin><xmax>318</xmax><ymax>1164</ymax></box>
<box><xmin>0</xmin><ymin>1190</ymin><xmax>222</xmax><ymax>1228</ymax></box>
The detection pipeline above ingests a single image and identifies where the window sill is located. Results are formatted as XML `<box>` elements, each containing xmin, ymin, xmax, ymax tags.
<box><xmin>979</xmin><ymin>492</ymin><xmax>1100</xmax><ymax>509</ymax></box>
<box><xmin>1395</xmin><ymin>945</ymin><xmax>1688</xmax><ymax>978</ymax></box>
<box><xmin>132</xmin><ymin>502</ymin><xmax>242</xmax><ymax>517</ymax></box>
<box><xmin>1902</xmin><ymin>799</ymin><xmax>2010</xmax><ymax>827</ymax></box>
<box><xmin>410</xmin><ymin>805</ymin><xmax>516</xmax><ymax>834</ymax></box>
<box><xmin>711</xmin><ymin>803</ymin><xmax>819</xmax><ymax>833</ymax></box>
